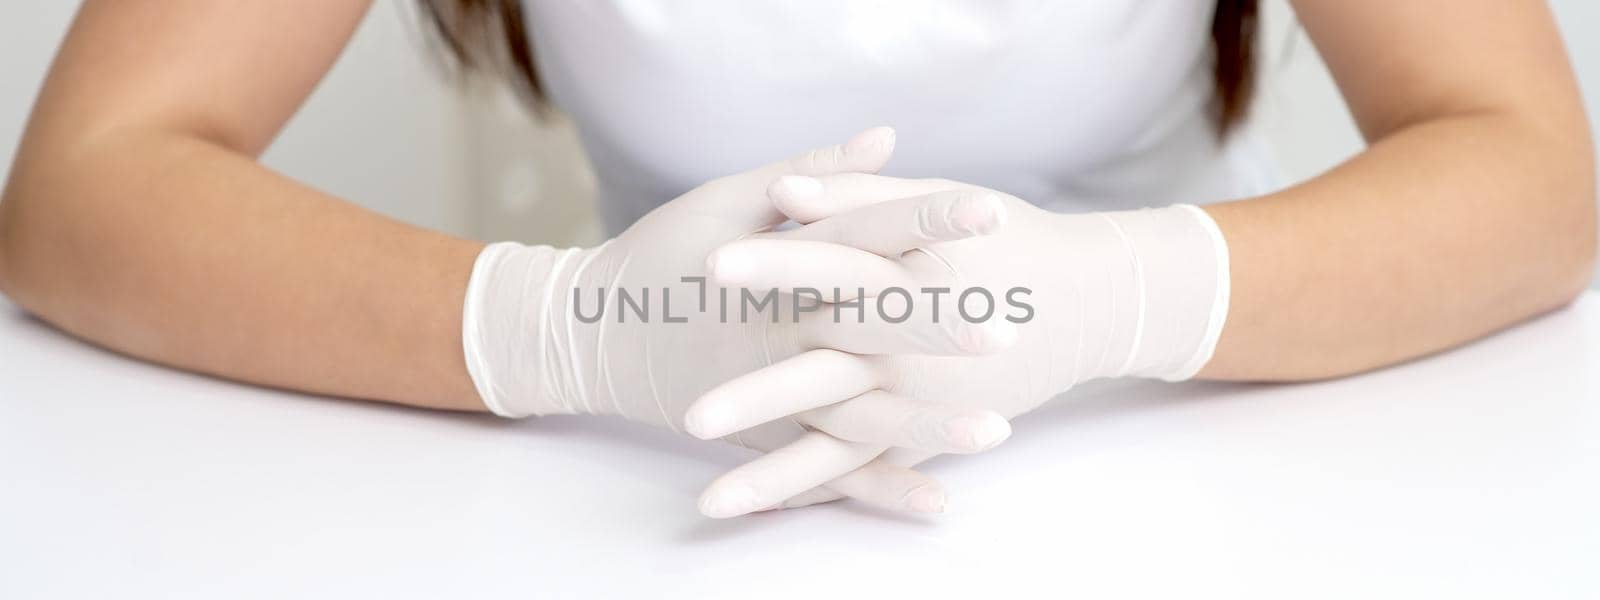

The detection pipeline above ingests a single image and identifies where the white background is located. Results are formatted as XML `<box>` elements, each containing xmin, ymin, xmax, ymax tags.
<box><xmin>2</xmin><ymin>0</ymin><xmax>1598</xmax><ymax>277</ymax></box>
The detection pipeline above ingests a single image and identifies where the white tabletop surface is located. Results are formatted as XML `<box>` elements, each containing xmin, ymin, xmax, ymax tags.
<box><xmin>2</xmin><ymin>294</ymin><xmax>1598</xmax><ymax>599</ymax></box>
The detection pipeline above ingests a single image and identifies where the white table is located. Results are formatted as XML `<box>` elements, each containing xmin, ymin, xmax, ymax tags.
<box><xmin>2</xmin><ymin>295</ymin><xmax>1597</xmax><ymax>599</ymax></box>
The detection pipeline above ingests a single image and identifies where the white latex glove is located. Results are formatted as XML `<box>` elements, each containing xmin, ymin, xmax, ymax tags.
<box><xmin>461</xmin><ymin>130</ymin><xmax>1020</xmax><ymax>516</ymax></box>
<box><xmin>688</xmin><ymin>173</ymin><xmax>1231</xmax><ymax>515</ymax></box>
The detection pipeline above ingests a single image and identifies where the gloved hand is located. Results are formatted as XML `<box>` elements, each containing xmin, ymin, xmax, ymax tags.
<box><xmin>461</xmin><ymin>130</ymin><xmax>1021</xmax><ymax>516</ymax></box>
<box><xmin>688</xmin><ymin>173</ymin><xmax>1231</xmax><ymax>515</ymax></box>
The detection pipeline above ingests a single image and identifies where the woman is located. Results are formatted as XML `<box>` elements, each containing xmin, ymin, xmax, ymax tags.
<box><xmin>0</xmin><ymin>1</ymin><xmax>1592</xmax><ymax>519</ymax></box>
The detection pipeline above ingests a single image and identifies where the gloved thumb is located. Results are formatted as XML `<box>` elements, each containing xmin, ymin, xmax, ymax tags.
<box><xmin>685</xmin><ymin>127</ymin><xmax>897</xmax><ymax>227</ymax></box>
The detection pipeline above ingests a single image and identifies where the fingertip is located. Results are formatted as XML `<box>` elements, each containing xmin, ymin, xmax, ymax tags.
<box><xmin>844</xmin><ymin>126</ymin><xmax>896</xmax><ymax>172</ymax></box>
<box><xmin>771</xmin><ymin>175</ymin><xmax>824</xmax><ymax>202</ymax></box>
<box><xmin>704</xmin><ymin>245</ymin><xmax>751</xmax><ymax>286</ymax></box>
<box><xmin>949</xmin><ymin>192</ymin><xmax>1008</xmax><ymax>236</ymax></box>
<box><xmin>902</xmin><ymin>482</ymin><xmax>948</xmax><ymax>514</ymax></box>
<box><xmin>769</xmin><ymin>175</ymin><xmax>825</xmax><ymax>219</ymax></box>
<box><xmin>941</xmin><ymin>411</ymin><xmax>1012</xmax><ymax>453</ymax></box>
<box><xmin>682</xmin><ymin>401</ymin><xmax>731</xmax><ymax>440</ymax></box>
<box><xmin>848</xmin><ymin>126</ymin><xmax>896</xmax><ymax>152</ymax></box>
<box><xmin>698</xmin><ymin>480</ymin><xmax>762</xmax><ymax>519</ymax></box>
<box><xmin>956</xmin><ymin>317</ymin><xmax>1019</xmax><ymax>354</ymax></box>
<box><xmin>972</xmin><ymin>412</ymin><xmax>1012</xmax><ymax>450</ymax></box>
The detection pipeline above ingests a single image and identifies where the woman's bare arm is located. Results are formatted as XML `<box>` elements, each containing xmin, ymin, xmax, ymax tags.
<box><xmin>1202</xmin><ymin>0</ymin><xmax>1596</xmax><ymax>380</ymax></box>
<box><xmin>0</xmin><ymin>0</ymin><xmax>486</xmax><ymax>410</ymax></box>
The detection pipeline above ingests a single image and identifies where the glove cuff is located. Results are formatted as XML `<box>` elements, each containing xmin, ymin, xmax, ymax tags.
<box><xmin>462</xmin><ymin>241</ymin><xmax>592</xmax><ymax>418</ymax></box>
<box><xmin>1097</xmin><ymin>204</ymin><xmax>1232</xmax><ymax>382</ymax></box>
<box><xmin>1163</xmin><ymin>204</ymin><xmax>1232</xmax><ymax>380</ymax></box>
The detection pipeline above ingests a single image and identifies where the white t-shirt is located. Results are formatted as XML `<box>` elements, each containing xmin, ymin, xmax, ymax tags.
<box><xmin>521</xmin><ymin>0</ymin><xmax>1282</xmax><ymax>234</ymax></box>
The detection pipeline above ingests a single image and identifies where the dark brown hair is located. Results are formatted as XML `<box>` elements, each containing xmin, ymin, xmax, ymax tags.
<box><xmin>421</xmin><ymin>0</ymin><xmax>1258</xmax><ymax>134</ymax></box>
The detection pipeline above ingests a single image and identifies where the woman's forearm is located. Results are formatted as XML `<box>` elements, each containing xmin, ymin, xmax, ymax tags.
<box><xmin>0</xmin><ymin>129</ymin><xmax>486</xmax><ymax>410</ymax></box>
<box><xmin>1201</xmin><ymin>111</ymin><xmax>1596</xmax><ymax>381</ymax></box>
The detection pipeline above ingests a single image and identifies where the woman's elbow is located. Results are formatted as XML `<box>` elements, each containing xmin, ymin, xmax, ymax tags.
<box><xmin>1553</xmin><ymin>200</ymin><xmax>1596</xmax><ymax>306</ymax></box>
<box><xmin>1546</xmin><ymin>144</ymin><xmax>1597</xmax><ymax>307</ymax></box>
<box><xmin>0</xmin><ymin>176</ymin><xmax>54</xmax><ymax>305</ymax></box>
<box><xmin>0</xmin><ymin>189</ymin><xmax>16</xmax><ymax>300</ymax></box>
